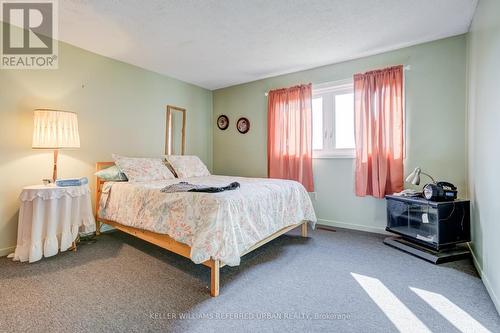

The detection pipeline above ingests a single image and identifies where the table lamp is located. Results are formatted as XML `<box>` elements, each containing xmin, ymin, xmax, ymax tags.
<box><xmin>405</xmin><ymin>167</ymin><xmax>436</xmax><ymax>185</ymax></box>
<box><xmin>32</xmin><ymin>109</ymin><xmax>80</xmax><ymax>182</ymax></box>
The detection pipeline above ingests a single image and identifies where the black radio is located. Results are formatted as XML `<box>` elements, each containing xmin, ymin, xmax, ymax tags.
<box><xmin>423</xmin><ymin>182</ymin><xmax>457</xmax><ymax>201</ymax></box>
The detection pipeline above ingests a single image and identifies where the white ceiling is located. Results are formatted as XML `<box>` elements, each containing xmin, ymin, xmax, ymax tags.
<box><xmin>58</xmin><ymin>0</ymin><xmax>478</xmax><ymax>90</ymax></box>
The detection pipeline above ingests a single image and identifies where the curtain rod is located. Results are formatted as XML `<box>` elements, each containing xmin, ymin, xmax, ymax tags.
<box><xmin>264</xmin><ymin>65</ymin><xmax>411</xmax><ymax>96</ymax></box>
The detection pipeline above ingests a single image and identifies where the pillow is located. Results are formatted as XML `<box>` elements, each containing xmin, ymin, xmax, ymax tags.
<box><xmin>112</xmin><ymin>154</ymin><xmax>175</xmax><ymax>182</ymax></box>
<box><xmin>165</xmin><ymin>155</ymin><xmax>210</xmax><ymax>178</ymax></box>
<box><xmin>95</xmin><ymin>165</ymin><xmax>128</xmax><ymax>181</ymax></box>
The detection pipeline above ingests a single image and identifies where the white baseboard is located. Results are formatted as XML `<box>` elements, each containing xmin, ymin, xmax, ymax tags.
<box><xmin>0</xmin><ymin>246</ymin><xmax>15</xmax><ymax>258</ymax></box>
<box><xmin>317</xmin><ymin>218</ymin><xmax>389</xmax><ymax>235</ymax></box>
<box><xmin>468</xmin><ymin>244</ymin><xmax>500</xmax><ymax>315</ymax></box>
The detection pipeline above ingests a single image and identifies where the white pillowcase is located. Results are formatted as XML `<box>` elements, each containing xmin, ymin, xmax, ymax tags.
<box><xmin>165</xmin><ymin>155</ymin><xmax>210</xmax><ymax>178</ymax></box>
<box><xmin>112</xmin><ymin>154</ymin><xmax>175</xmax><ymax>182</ymax></box>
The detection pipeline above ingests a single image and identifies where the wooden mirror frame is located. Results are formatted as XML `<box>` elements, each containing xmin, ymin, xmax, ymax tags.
<box><xmin>165</xmin><ymin>105</ymin><xmax>186</xmax><ymax>155</ymax></box>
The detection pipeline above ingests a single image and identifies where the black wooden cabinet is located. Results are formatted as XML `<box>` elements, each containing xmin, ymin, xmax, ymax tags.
<box><xmin>385</xmin><ymin>195</ymin><xmax>470</xmax><ymax>251</ymax></box>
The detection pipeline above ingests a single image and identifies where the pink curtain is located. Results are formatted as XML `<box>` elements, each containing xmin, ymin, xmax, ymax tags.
<box><xmin>354</xmin><ymin>65</ymin><xmax>404</xmax><ymax>198</ymax></box>
<box><xmin>267</xmin><ymin>84</ymin><xmax>314</xmax><ymax>192</ymax></box>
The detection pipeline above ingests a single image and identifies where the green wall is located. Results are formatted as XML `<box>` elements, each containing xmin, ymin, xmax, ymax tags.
<box><xmin>0</xmin><ymin>24</ymin><xmax>213</xmax><ymax>255</ymax></box>
<box><xmin>467</xmin><ymin>0</ymin><xmax>500</xmax><ymax>312</ymax></box>
<box><xmin>213</xmin><ymin>35</ymin><xmax>467</xmax><ymax>233</ymax></box>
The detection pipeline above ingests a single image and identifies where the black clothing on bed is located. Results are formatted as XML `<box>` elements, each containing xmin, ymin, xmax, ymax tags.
<box><xmin>161</xmin><ymin>181</ymin><xmax>240</xmax><ymax>193</ymax></box>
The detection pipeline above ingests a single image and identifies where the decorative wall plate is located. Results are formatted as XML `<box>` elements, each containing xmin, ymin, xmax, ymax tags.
<box><xmin>217</xmin><ymin>115</ymin><xmax>229</xmax><ymax>130</ymax></box>
<box><xmin>236</xmin><ymin>117</ymin><xmax>250</xmax><ymax>134</ymax></box>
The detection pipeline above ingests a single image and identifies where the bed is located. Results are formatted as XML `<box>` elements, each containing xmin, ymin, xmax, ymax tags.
<box><xmin>95</xmin><ymin>161</ymin><xmax>316</xmax><ymax>296</ymax></box>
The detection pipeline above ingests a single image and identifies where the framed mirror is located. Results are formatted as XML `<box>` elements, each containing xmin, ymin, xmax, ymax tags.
<box><xmin>165</xmin><ymin>105</ymin><xmax>186</xmax><ymax>155</ymax></box>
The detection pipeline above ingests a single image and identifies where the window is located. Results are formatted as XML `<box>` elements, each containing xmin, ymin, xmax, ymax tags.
<box><xmin>312</xmin><ymin>80</ymin><xmax>355</xmax><ymax>158</ymax></box>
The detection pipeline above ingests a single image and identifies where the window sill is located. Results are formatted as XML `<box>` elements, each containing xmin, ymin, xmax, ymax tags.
<box><xmin>313</xmin><ymin>150</ymin><xmax>355</xmax><ymax>159</ymax></box>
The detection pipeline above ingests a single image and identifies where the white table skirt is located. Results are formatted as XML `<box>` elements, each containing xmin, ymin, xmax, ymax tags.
<box><xmin>9</xmin><ymin>184</ymin><xmax>96</xmax><ymax>263</ymax></box>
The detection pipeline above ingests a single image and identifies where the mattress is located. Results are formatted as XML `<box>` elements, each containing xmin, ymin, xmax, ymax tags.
<box><xmin>98</xmin><ymin>175</ymin><xmax>316</xmax><ymax>266</ymax></box>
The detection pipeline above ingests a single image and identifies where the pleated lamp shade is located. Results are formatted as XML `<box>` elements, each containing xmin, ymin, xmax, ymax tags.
<box><xmin>32</xmin><ymin>109</ymin><xmax>80</xmax><ymax>149</ymax></box>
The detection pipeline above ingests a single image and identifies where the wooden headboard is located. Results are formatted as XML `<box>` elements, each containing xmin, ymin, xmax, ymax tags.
<box><xmin>95</xmin><ymin>161</ymin><xmax>115</xmax><ymax>233</ymax></box>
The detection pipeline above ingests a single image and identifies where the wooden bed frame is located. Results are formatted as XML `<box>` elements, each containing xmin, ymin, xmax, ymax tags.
<box><xmin>95</xmin><ymin>162</ymin><xmax>308</xmax><ymax>297</ymax></box>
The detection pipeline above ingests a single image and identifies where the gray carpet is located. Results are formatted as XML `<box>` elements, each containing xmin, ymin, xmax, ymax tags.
<box><xmin>0</xmin><ymin>227</ymin><xmax>498</xmax><ymax>333</ymax></box>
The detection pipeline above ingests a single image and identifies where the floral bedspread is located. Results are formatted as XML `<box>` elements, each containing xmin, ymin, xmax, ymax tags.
<box><xmin>98</xmin><ymin>175</ymin><xmax>316</xmax><ymax>266</ymax></box>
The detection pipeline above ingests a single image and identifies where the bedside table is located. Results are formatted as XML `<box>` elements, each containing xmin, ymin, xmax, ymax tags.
<box><xmin>8</xmin><ymin>184</ymin><xmax>96</xmax><ymax>263</ymax></box>
<box><xmin>384</xmin><ymin>195</ymin><xmax>471</xmax><ymax>263</ymax></box>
